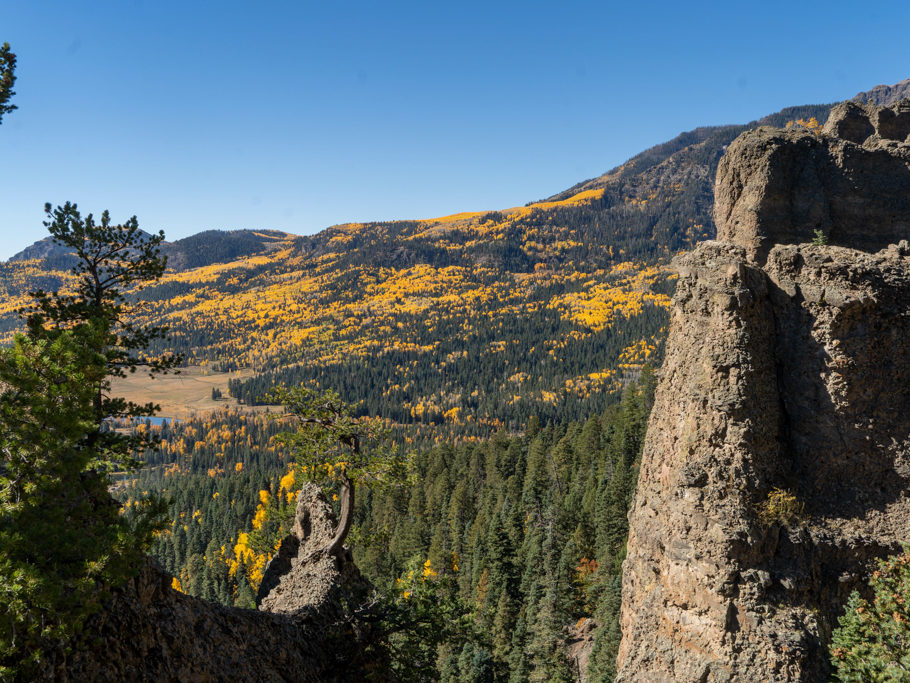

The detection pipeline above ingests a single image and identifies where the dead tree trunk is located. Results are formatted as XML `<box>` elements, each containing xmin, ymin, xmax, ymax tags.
<box><xmin>324</xmin><ymin>472</ymin><xmax>354</xmax><ymax>558</ymax></box>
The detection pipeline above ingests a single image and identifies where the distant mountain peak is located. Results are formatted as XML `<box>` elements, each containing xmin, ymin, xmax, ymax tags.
<box><xmin>8</xmin><ymin>228</ymin><xmax>296</xmax><ymax>272</ymax></box>
<box><xmin>853</xmin><ymin>76</ymin><xmax>910</xmax><ymax>106</ymax></box>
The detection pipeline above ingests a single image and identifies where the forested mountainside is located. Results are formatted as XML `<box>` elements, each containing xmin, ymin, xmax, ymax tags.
<box><xmin>124</xmin><ymin>371</ymin><xmax>655</xmax><ymax>681</ymax></box>
<box><xmin>0</xmin><ymin>101</ymin><xmax>833</xmax><ymax>435</ymax></box>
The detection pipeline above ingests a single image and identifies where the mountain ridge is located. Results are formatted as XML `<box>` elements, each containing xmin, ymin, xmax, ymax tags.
<box><xmin>9</xmin><ymin>228</ymin><xmax>294</xmax><ymax>272</ymax></box>
<box><xmin>8</xmin><ymin>78</ymin><xmax>907</xmax><ymax>272</ymax></box>
<box><xmin>2</xmin><ymin>80</ymin><xmax>905</xmax><ymax>439</ymax></box>
<box><xmin>853</xmin><ymin>76</ymin><xmax>910</xmax><ymax>105</ymax></box>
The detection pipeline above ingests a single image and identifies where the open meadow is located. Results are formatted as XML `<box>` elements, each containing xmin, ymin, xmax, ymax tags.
<box><xmin>111</xmin><ymin>365</ymin><xmax>261</xmax><ymax>419</ymax></box>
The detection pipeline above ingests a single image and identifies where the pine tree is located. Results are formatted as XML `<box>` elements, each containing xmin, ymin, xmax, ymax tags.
<box><xmin>0</xmin><ymin>335</ymin><xmax>117</xmax><ymax>676</ymax></box>
<box><xmin>0</xmin><ymin>42</ymin><xmax>15</xmax><ymax>124</ymax></box>
<box><xmin>25</xmin><ymin>202</ymin><xmax>181</xmax><ymax>470</ymax></box>
<box><xmin>258</xmin><ymin>386</ymin><xmax>403</xmax><ymax>560</ymax></box>
<box><xmin>596</xmin><ymin>456</ymin><xmax>634</xmax><ymax>574</ymax></box>
<box><xmin>0</xmin><ymin>205</ymin><xmax>176</xmax><ymax>674</ymax></box>
<box><xmin>235</xmin><ymin>571</ymin><xmax>256</xmax><ymax>608</ymax></box>
<box><xmin>830</xmin><ymin>549</ymin><xmax>910</xmax><ymax>681</ymax></box>
<box><xmin>586</xmin><ymin>574</ymin><xmax>624</xmax><ymax>682</ymax></box>
<box><xmin>522</xmin><ymin>435</ymin><xmax>550</xmax><ymax>518</ymax></box>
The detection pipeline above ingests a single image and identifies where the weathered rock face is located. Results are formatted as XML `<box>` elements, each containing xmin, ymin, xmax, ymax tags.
<box><xmin>566</xmin><ymin>617</ymin><xmax>597</xmax><ymax>682</ymax></box>
<box><xmin>56</xmin><ymin>484</ymin><xmax>381</xmax><ymax>682</ymax></box>
<box><xmin>714</xmin><ymin>99</ymin><xmax>910</xmax><ymax>262</ymax></box>
<box><xmin>617</xmin><ymin>101</ymin><xmax>910</xmax><ymax>682</ymax></box>
<box><xmin>257</xmin><ymin>483</ymin><xmax>368</xmax><ymax>615</ymax></box>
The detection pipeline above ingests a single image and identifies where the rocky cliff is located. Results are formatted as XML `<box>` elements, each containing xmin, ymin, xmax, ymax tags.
<box><xmin>617</xmin><ymin>101</ymin><xmax>910</xmax><ymax>681</ymax></box>
<box><xmin>53</xmin><ymin>484</ymin><xmax>381</xmax><ymax>682</ymax></box>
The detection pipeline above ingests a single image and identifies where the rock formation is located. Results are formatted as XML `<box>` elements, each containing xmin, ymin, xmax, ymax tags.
<box><xmin>617</xmin><ymin>101</ymin><xmax>910</xmax><ymax>681</ymax></box>
<box><xmin>715</xmin><ymin>100</ymin><xmax>910</xmax><ymax>263</ymax></box>
<box><xmin>566</xmin><ymin>617</ymin><xmax>597</xmax><ymax>682</ymax></box>
<box><xmin>54</xmin><ymin>484</ymin><xmax>382</xmax><ymax>682</ymax></box>
<box><xmin>257</xmin><ymin>483</ymin><xmax>368</xmax><ymax>616</ymax></box>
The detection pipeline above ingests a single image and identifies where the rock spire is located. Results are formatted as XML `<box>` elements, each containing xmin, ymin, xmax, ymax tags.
<box><xmin>617</xmin><ymin>100</ymin><xmax>910</xmax><ymax>681</ymax></box>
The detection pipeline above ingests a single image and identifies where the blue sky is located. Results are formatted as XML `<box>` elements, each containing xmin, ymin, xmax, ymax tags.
<box><xmin>1</xmin><ymin>0</ymin><xmax>909</xmax><ymax>259</ymax></box>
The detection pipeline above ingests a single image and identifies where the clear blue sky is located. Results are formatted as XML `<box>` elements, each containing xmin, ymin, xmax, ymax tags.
<box><xmin>1</xmin><ymin>0</ymin><xmax>908</xmax><ymax>259</ymax></box>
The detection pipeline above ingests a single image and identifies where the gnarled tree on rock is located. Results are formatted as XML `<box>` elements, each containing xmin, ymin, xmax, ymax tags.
<box><xmin>266</xmin><ymin>386</ymin><xmax>401</xmax><ymax>560</ymax></box>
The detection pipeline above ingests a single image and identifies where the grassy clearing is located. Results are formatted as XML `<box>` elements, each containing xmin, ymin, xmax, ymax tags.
<box><xmin>111</xmin><ymin>366</ymin><xmax>260</xmax><ymax>419</ymax></box>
